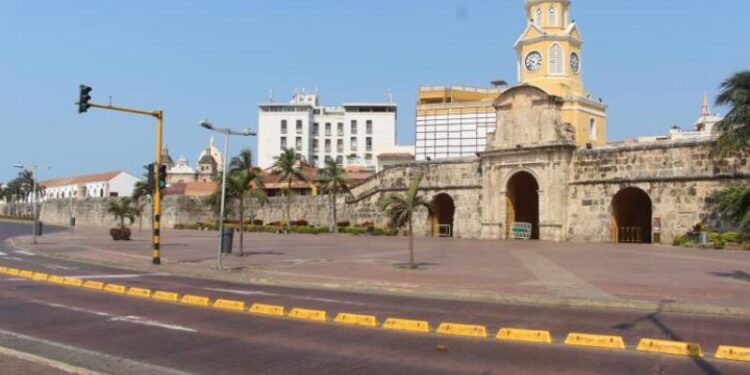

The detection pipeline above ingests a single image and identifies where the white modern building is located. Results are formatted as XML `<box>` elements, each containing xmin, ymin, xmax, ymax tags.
<box><xmin>258</xmin><ymin>91</ymin><xmax>398</xmax><ymax>169</ymax></box>
<box><xmin>39</xmin><ymin>171</ymin><xmax>140</xmax><ymax>201</ymax></box>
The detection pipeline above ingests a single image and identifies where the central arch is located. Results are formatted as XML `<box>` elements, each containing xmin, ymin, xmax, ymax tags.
<box><xmin>506</xmin><ymin>171</ymin><xmax>540</xmax><ymax>240</ymax></box>
<box><xmin>430</xmin><ymin>193</ymin><xmax>455</xmax><ymax>238</ymax></box>
<box><xmin>611</xmin><ymin>187</ymin><xmax>652</xmax><ymax>243</ymax></box>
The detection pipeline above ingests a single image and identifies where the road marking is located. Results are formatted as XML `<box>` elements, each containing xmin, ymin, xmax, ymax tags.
<box><xmin>8</xmin><ymin>256</ymin><xmax>24</xmax><ymax>261</ymax></box>
<box><xmin>64</xmin><ymin>273</ymin><xmax>170</xmax><ymax>280</ymax></box>
<box><xmin>44</xmin><ymin>265</ymin><xmax>77</xmax><ymax>270</ymax></box>
<box><xmin>13</xmin><ymin>250</ymin><xmax>36</xmax><ymax>256</ymax></box>
<box><xmin>0</xmin><ymin>251</ymin><xmax>7</xmax><ymax>256</ymax></box>
<box><xmin>201</xmin><ymin>287</ymin><xmax>366</xmax><ymax>306</ymax></box>
<box><xmin>0</xmin><ymin>344</ymin><xmax>103</xmax><ymax>375</ymax></box>
<box><xmin>202</xmin><ymin>287</ymin><xmax>277</xmax><ymax>296</ymax></box>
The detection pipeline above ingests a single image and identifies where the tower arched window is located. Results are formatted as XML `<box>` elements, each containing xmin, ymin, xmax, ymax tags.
<box><xmin>549</xmin><ymin>44</ymin><xmax>563</xmax><ymax>74</ymax></box>
<box><xmin>589</xmin><ymin>118</ymin><xmax>598</xmax><ymax>141</ymax></box>
<box><xmin>534</xmin><ymin>8</ymin><xmax>542</xmax><ymax>27</ymax></box>
<box><xmin>549</xmin><ymin>6</ymin><xmax>557</xmax><ymax>27</ymax></box>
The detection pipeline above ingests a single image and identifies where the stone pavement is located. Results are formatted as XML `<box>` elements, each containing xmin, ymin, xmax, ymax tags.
<box><xmin>6</xmin><ymin>225</ymin><xmax>750</xmax><ymax>316</ymax></box>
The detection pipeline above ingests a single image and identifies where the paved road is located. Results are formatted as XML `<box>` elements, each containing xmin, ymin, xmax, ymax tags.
<box><xmin>1</xmin><ymin>222</ymin><xmax>749</xmax><ymax>374</ymax></box>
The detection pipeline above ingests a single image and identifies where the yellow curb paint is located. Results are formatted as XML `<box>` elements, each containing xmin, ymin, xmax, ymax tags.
<box><xmin>437</xmin><ymin>322</ymin><xmax>488</xmax><ymax>338</ymax></box>
<box><xmin>497</xmin><ymin>328</ymin><xmax>553</xmax><ymax>343</ymax></box>
<box><xmin>636</xmin><ymin>338</ymin><xmax>703</xmax><ymax>357</ymax></box>
<box><xmin>5</xmin><ymin>268</ymin><xmax>20</xmax><ymax>276</ymax></box>
<box><xmin>82</xmin><ymin>280</ymin><xmax>104</xmax><ymax>290</ymax></box>
<box><xmin>18</xmin><ymin>270</ymin><xmax>34</xmax><ymax>278</ymax></box>
<box><xmin>152</xmin><ymin>291</ymin><xmax>180</xmax><ymax>302</ymax></box>
<box><xmin>213</xmin><ymin>299</ymin><xmax>246</xmax><ymax>312</ymax></box>
<box><xmin>103</xmin><ymin>284</ymin><xmax>127</xmax><ymax>294</ymax></box>
<box><xmin>180</xmin><ymin>294</ymin><xmax>210</xmax><ymax>307</ymax></box>
<box><xmin>715</xmin><ymin>345</ymin><xmax>750</xmax><ymax>362</ymax></box>
<box><xmin>249</xmin><ymin>303</ymin><xmax>285</xmax><ymax>316</ymax></box>
<box><xmin>382</xmin><ymin>318</ymin><xmax>431</xmax><ymax>333</ymax></box>
<box><xmin>288</xmin><ymin>308</ymin><xmax>327</xmax><ymax>322</ymax></box>
<box><xmin>32</xmin><ymin>272</ymin><xmax>50</xmax><ymax>281</ymax></box>
<box><xmin>63</xmin><ymin>278</ymin><xmax>83</xmax><ymax>287</ymax></box>
<box><xmin>0</xmin><ymin>266</ymin><xmax>7</xmax><ymax>273</ymax></box>
<box><xmin>564</xmin><ymin>333</ymin><xmax>626</xmax><ymax>350</ymax></box>
<box><xmin>47</xmin><ymin>275</ymin><xmax>66</xmax><ymax>284</ymax></box>
<box><xmin>334</xmin><ymin>313</ymin><xmax>378</xmax><ymax>327</ymax></box>
<box><xmin>126</xmin><ymin>287</ymin><xmax>152</xmax><ymax>298</ymax></box>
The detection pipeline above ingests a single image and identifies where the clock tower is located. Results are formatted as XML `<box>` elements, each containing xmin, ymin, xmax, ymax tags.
<box><xmin>515</xmin><ymin>0</ymin><xmax>607</xmax><ymax>146</ymax></box>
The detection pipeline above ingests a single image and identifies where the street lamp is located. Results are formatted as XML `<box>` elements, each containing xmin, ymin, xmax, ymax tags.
<box><xmin>14</xmin><ymin>164</ymin><xmax>49</xmax><ymax>245</ymax></box>
<box><xmin>198</xmin><ymin>119</ymin><xmax>256</xmax><ymax>270</ymax></box>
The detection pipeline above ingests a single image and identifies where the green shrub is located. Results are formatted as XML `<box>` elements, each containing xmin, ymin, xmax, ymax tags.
<box><xmin>720</xmin><ymin>231</ymin><xmax>742</xmax><ymax>244</ymax></box>
<box><xmin>712</xmin><ymin>240</ymin><xmax>726</xmax><ymax>250</ymax></box>
<box><xmin>676</xmin><ymin>234</ymin><xmax>695</xmax><ymax>247</ymax></box>
<box><xmin>174</xmin><ymin>224</ymin><xmax>185</xmax><ymax>230</ymax></box>
<box><xmin>109</xmin><ymin>227</ymin><xmax>131</xmax><ymax>241</ymax></box>
<box><xmin>708</xmin><ymin>232</ymin><xmax>720</xmax><ymax>243</ymax></box>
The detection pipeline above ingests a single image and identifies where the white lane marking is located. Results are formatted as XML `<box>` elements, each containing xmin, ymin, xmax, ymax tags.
<box><xmin>13</xmin><ymin>250</ymin><xmax>36</xmax><ymax>256</ymax></box>
<box><xmin>63</xmin><ymin>273</ymin><xmax>170</xmax><ymax>280</ymax></box>
<box><xmin>7</xmin><ymin>256</ymin><xmax>24</xmax><ymax>261</ymax></box>
<box><xmin>202</xmin><ymin>287</ymin><xmax>277</xmax><ymax>296</ymax></box>
<box><xmin>44</xmin><ymin>265</ymin><xmax>77</xmax><ymax>270</ymax></box>
<box><xmin>0</xmin><ymin>251</ymin><xmax>7</xmax><ymax>256</ymax></box>
<box><xmin>201</xmin><ymin>287</ymin><xmax>367</xmax><ymax>306</ymax></box>
<box><xmin>31</xmin><ymin>300</ymin><xmax>197</xmax><ymax>333</ymax></box>
<box><xmin>0</xmin><ymin>344</ymin><xmax>103</xmax><ymax>375</ymax></box>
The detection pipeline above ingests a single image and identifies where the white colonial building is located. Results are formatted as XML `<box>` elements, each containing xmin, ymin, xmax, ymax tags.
<box><xmin>638</xmin><ymin>93</ymin><xmax>723</xmax><ymax>143</ymax></box>
<box><xmin>258</xmin><ymin>90</ymin><xmax>398</xmax><ymax>169</ymax></box>
<box><xmin>40</xmin><ymin>171</ymin><xmax>140</xmax><ymax>201</ymax></box>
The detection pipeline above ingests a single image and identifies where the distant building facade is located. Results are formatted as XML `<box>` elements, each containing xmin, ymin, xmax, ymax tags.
<box><xmin>163</xmin><ymin>138</ymin><xmax>223</xmax><ymax>185</ymax></box>
<box><xmin>638</xmin><ymin>93</ymin><xmax>723</xmax><ymax>143</ymax></box>
<box><xmin>257</xmin><ymin>91</ymin><xmax>398</xmax><ymax>170</ymax></box>
<box><xmin>40</xmin><ymin>171</ymin><xmax>139</xmax><ymax>201</ymax></box>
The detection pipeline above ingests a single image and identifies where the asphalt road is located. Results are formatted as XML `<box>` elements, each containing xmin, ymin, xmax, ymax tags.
<box><xmin>1</xmin><ymin>221</ymin><xmax>749</xmax><ymax>374</ymax></box>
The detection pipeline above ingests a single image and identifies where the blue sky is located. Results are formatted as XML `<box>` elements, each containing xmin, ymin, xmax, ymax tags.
<box><xmin>1</xmin><ymin>0</ymin><xmax>748</xmax><ymax>182</ymax></box>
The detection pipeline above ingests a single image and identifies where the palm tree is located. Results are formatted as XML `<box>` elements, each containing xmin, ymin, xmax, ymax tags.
<box><xmin>272</xmin><ymin>149</ymin><xmax>307</xmax><ymax>232</ymax></box>
<box><xmin>714</xmin><ymin>70</ymin><xmax>750</xmax><ymax>158</ymax></box>
<box><xmin>380</xmin><ymin>174</ymin><xmax>432</xmax><ymax>269</ymax></box>
<box><xmin>107</xmin><ymin>197</ymin><xmax>137</xmax><ymax>230</ymax></box>
<box><xmin>227</xmin><ymin>168</ymin><xmax>268</xmax><ymax>256</ymax></box>
<box><xmin>715</xmin><ymin>185</ymin><xmax>750</xmax><ymax>234</ymax></box>
<box><xmin>318</xmin><ymin>159</ymin><xmax>350</xmax><ymax>233</ymax></box>
<box><xmin>132</xmin><ymin>164</ymin><xmax>156</xmax><ymax>232</ymax></box>
<box><xmin>229</xmin><ymin>148</ymin><xmax>254</xmax><ymax>175</ymax></box>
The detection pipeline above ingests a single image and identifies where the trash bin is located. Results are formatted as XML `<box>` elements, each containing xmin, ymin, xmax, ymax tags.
<box><xmin>34</xmin><ymin>221</ymin><xmax>43</xmax><ymax>236</ymax></box>
<box><xmin>699</xmin><ymin>231</ymin><xmax>708</xmax><ymax>246</ymax></box>
<box><xmin>221</xmin><ymin>227</ymin><xmax>234</xmax><ymax>254</ymax></box>
<box><xmin>69</xmin><ymin>217</ymin><xmax>76</xmax><ymax>227</ymax></box>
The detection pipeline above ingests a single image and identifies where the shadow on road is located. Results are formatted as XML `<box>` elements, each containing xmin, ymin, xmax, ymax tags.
<box><xmin>709</xmin><ymin>271</ymin><xmax>750</xmax><ymax>283</ymax></box>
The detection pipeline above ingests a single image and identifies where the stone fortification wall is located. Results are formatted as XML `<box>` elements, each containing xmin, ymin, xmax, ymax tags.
<box><xmin>567</xmin><ymin>140</ymin><xmax>750</xmax><ymax>243</ymax></box>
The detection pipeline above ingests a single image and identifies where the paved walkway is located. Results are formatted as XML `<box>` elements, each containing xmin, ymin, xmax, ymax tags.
<box><xmin>6</xmin><ymin>225</ymin><xmax>750</xmax><ymax>315</ymax></box>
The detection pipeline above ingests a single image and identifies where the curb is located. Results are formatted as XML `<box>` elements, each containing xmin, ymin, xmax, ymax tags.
<box><xmin>6</xmin><ymin>237</ymin><xmax>750</xmax><ymax>319</ymax></box>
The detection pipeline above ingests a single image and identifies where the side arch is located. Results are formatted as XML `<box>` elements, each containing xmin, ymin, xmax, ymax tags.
<box><xmin>611</xmin><ymin>187</ymin><xmax>653</xmax><ymax>243</ymax></box>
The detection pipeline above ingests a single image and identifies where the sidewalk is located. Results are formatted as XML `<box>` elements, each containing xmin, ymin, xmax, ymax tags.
<box><xmin>8</xmin><ymin>226</ymin><xmax>750</xmax><ymax>316</ymax></box>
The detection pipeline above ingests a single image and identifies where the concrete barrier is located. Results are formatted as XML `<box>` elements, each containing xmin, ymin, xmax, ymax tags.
<box><xmin>18</xmin><ymin>270</ymin><xmax>33</xmax><ymax>279</ymax></box>
<box><xmin>715</xmin><ymin>345</ymin><xmax>750</xmax><ymax>362</ymax></box>
<box><xmin>636</xmin><ymin>338</ymin><xmax>702</xmax><ymax>357</ymax></box>
<box><xmin>334</xmin><ymin>313</ymin><xmax>378</xmax><ymax>327</ymax></box>
<box><xmin>213</xmin><ymin>299</ymin><xmax>246</xmax><ymax>312</ymax></box>
<box><xmin>497</xmin><ymin>328</ymin><xmax>552</xmax><ymax>343</ymax></box>
<box><xmin>249</xmin><ymin>303</ymin><xmax>285</xmax><ymax>316</ymax></box>
<box><xmin>382</xmin><ymin>318</ymin><xmax>430</xmax><ymax>333</ymax></box>
<box><xmin>126</xmin><ymin>287</ymin><xmax>152</xmax><ymax>298</ymax></box>
<box><xmin>152</xmin><ymin>291</ymin><xmax>180</xmax><ymax>302</ymax></box>
<box><xmin>32</xmin><ymin>272</ymin><xmax>50</xmax><ymax>281</ymax></box>
<box><xmin>180</xmin><ymin>294</ymin><xmax>211</xmax><ymax>307</ymax></box>
<box><xmin>436</xmin><ymin>322</ymin><xmax>488</xmax><ymax>338</ymax></box>
<box><xmin>288</xmin><ymin>308</ymin><xmax>327</xmax><ymax>322</ymax></box>
<box><xmin>63</xmin><ymin>278</ymin><xmax>83</xmax><ymax>287</ymax></box>
<box><xmin>82</xmin><ymin>280</ymin><xmax>105</xmax><ymax>290</ymax></box>
<box><xmin>47</xmin><ymin>275</ymin><xmax>66</xmax><ymax>284</ymax></box>
<box><xmin>564</xmin><ymin>332</ymin><xmax>625</xmax><ymax>350</ymax></box>
<box><xmin>103</xmin><ymin>284</ymin><xmax>127</xmax><ymax>294</ymax></box>
<box><xmin>5</xmin><ymin>268</ymin><xmax>20</xmax><ymax>276</ymax></box>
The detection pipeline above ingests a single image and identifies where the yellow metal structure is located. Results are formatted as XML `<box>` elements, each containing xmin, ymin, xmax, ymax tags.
<box><xmin>334</xmin><ymin>313</ymin><xmax>378</xmax><ymax>327</ymax></box>
<box><xmin>436</xmin><ymin>322</ymin><xmax>488</xmax><ymax>338</ymax></box>
<box><xmin>249</xmin><ymin>303</ymin><xmax>285</xmax><ymax>316</ymax></box>
<box><xmin>636</xmin><ymin>338</ymin><xmax>703</xmax><ymax>357</ymax></box>
<box><xmin>213</xmin><ymin>299</ymin><xmax>246</xmax><ymax>312</ymax></box>
<box><xmin>288</xmin><ymin>308</ymin><xmax>327</xmax><ymax>322</ymax></box>
<box><xmin>564</xmin><ymin>332</ymin><xmax>626</xmax><ymax>350</ymax></box>
<box><xmin>715</xmin><ymin>345</ymin><xmax>750</xmax><ymax>362</ymax></box>
<box><xmin>382</xmin><ymin>318</ymin><xmax>431</xmax><ymax>333</ymax></box>
<box><xmin>496</xmin><ymin>328</ymin><xmax>553</xmax><ymax>343</ymax></box>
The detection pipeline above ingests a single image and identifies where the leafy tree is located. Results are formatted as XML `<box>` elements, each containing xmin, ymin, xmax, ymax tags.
<box><xmin>272</xmin><ymin>149</ymin><xmax>307</xmax><ymax>232</ymax></box>
<box><xmin>317</xmin><ymin>159</ymin><xmax>350</xmax><ymax>233</ymax></box>
<box><xmin>107</xmin><ymin>197</ymin><xmax>137</xmax><ymax>230</ymax></box>
<box><xmin>380</xmin><ymin>174</ymin><xmax>432</xmax><ymax>269</ymax></box>
<box><xmin>132</xmin><ymin>164</ymin><xmax>155</xmax><ymax>232</ymax></box>
<box><xmin>228</xmin><ymin>168</ymin><xmax>268</xmax><ymax>256</ymax></box>
<box><xmin>714</xmin><ymin>70</ymin><xmax>750</xmax><ymax>158</ymax></box>
<box><xmin>715</xmin><ymin>185</ymin><xmax>750</xmax><ymax>234</ymax></box>
<box><xmin>229</xmin><ymin>148</ymin><xmax>254</xmax><ymax>175</ymax></box>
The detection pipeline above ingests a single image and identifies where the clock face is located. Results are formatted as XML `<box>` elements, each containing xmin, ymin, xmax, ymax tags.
<box><xmin>525</xmin><ymin>51</ymin><xmax>542</xmax><ymax>72</ymax></box>
<box><xmin>570</xmin><ymin>52</ymin><xmax>580</xmax><ymax>73</ymax></box>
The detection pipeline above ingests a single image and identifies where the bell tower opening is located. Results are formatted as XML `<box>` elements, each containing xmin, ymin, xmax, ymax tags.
<box><xmin>506</xmin><ymin>172</ymin><xmax>540</xmax><ymax>240</ymax></box>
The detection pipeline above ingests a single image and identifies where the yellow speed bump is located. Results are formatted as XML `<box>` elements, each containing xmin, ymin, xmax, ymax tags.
<box><xmin>636</xmin><ymin>338</ymin><xmax>703</xmax><ymax>357</ymax></box>
<box><xmin>180</xmin><ymin>294</ymin><xmax>210</xmax><ymax>307</ymax></box>
<box><xmin>32</xmin><ymin>272</ymin><xmax>50</xmax><ymax>281</ymax></box>
<box><xmin>0</xmin><ymin>266</ymin><xmax>7</xmax><ymax>273</ymax></box>
<box><xmin>82</xmin><ymin>280</ymin><xmax>104</xmax><ymax>290</ymax></box>
<box><xmin>213</xmin><ymin>299</ymin><xmax>246</xmax><ymax>312</ymax></box>
<box><xmin>18</xmin><ymin>270</ymin><xmax>34</xmax><ymax>278</ymax></box>
<box><xmin>382</xmin><ymin>318</ymin><xmax>431</xmax><ymax>333</ymax></box>
<box><xmin>497</xmin><ymin>328</ymin><xmax>553</xmax><ymax>343</ymax></box>
<box><xmin>288</xmin><ymin>308</ymin><xmax>327</xmax><ymax>322</ymax></box>
<box><xmin>715</xmin><ymin>345</ymin><xmax>750</xmax><ymax>362</ymax></box>
<box><xmin>63</xmin><ymin>278</ymin><xmax>83</xmax><ymax>287</ymax></box>
<box><xmin>103</xmin><ymin>284</ymin><xmax>127</xmax><ymax>294</ymax></box>
<box><xmin>437</xmin><ymin>322</ymin><xmax>488</xmax><ymax>338</ymax></box>
<box><xmin>334</xmin><ymin>313</ymin><xmax>378</xmax><ymax>327</ymax></box>
<box><xmin>48</xmin><ymin>275</ymin><xmax>66</xmax><ymax>284</ymax></box>
<box><xmin>152</xmin><ymin>291</ymin><xmax>180</xmax><ymax>302</ymax></box>
<box><xmin>5</xmin><ymin>268</ymin><xmax>20</xmax><ymax>276</ymax></box>
<box><xmin>126</xmin><ymin>287</ymin><xmax>152</xmax><ymax>298</ymax></box>
<box><xmin>564</xmin><ymin>332</ymin><xmax>626</xmax><ymax>350</ymax></box>
<box><xmin>249</xmin><ymin>303</ymin><xmax>285</xmax><ymax>316</ymax></box>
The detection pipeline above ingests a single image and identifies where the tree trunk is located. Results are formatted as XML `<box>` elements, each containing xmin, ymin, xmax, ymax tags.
<box><xmin>286</xmin><ymin>179</ymin><xmax>291</xmax><ymax>233</ymax></box>
<box><xmin>331</xmin><ymin>192</ymin><xmax>338</xmax><ymax>234</ymax></box>
<box><xmin>409</xmin><ymin>216</ymin><xmax>415</xmax><ymax>269</ymax></box>
<box><xmin>239</xmin><ymin>197</ymin><xmax>244</xmax><ymax>257</ymax></box>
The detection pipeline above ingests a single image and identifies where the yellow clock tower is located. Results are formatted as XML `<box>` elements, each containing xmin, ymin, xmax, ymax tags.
<box><xmin>516</xmin><ymin>0</ymin><xmax>607</xmax><ymax>146</ymax></box>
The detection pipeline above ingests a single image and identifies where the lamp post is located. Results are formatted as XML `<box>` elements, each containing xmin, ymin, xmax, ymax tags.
<box><xmin>199</xmin><ymin>119</ymin><xmax>256</xmax><ymax>270</ymax></box>
<box><xmin>14</xmin><ymin>164</ymin><xmax>49</xmax><ymax>245</ymax></box>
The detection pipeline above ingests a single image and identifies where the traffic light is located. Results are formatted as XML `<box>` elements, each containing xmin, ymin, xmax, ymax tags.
<box><xmin>78</xmin><ymin>85</ymin><xmax>92</xmax><ymax>113</ymax></box>
<box><xmin>158</xmin><ymin>164</ymin><xmax>167</xmax><ymax>189</ymax></box>
<box><xmin>146</xmin><ymin>163</ymin><xmax>156</xmax><ymax>190</ymax></box>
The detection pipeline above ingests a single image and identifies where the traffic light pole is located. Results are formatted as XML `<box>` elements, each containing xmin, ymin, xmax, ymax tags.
<box><xmin>84</xmin><ymin>103</ymin><xmax>164</xmax><ymax>265</ymax></box>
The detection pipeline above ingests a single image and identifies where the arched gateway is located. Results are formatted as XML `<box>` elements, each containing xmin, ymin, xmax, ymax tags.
<box><xmin>430</xmin><ymin>193</ymin><xmax>455</xmax><ymax>238</ymax></box>
<box><xmin>506</xmin><ymin>172</ymin><xmax>540</xmax><ymax>240</ymax></box>
<box><xmin>611</xmin><ymin>187</ymin><xmax>653</xmax><ymax>243</ymax></box>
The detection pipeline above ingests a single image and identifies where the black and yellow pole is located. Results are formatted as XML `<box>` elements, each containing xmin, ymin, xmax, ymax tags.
<box><xmin>77</xmin><ymin>87</ymin><xmax>164</xmax><ymax>265</ymax></box>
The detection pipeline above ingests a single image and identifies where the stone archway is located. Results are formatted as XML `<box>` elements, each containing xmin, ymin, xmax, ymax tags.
<box><xmin>506</xmin><ymin>171</ymin><xmax>540</xmax><ymax>240</ymax></box>
<box><xmin>611</xmin><ymin>187</ymin><xmax>652</xmax><ymax>243</ymax></box>
<box><xmin>430</xmin><ymin>193</ymin><xmax>455</xmax><ymax>238</ymax></box>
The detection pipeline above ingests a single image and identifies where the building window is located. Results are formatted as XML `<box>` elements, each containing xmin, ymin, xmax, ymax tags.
<box><xmin>295</xmin><ymin>137</ymin><xmax>302</xmax><ymax>151</ymax></box>
<box><xmin>365</xmin><ymin>153</ymin><xmax>372</xmax><ymax>160</ymax></box>
<box><xmin>350</xmin><ymin>137</ymin><xmax>358</xmax><ymax>152</ymax></box>
<box><xmin>313</xmin><ymin>140</ymin><xmax>319</xmax><ymax>153</ymax></box>
<box><xmin>534</xmin><ymin>8</ymin><xmax>542</xmax><ymax>27</ymax></box>
<box><xmin>549</xmin><ymin>43</ymin><xmax>563</xmax><ymax>74</ymax></box>
<box><xmin>325</xmin><ymin>139</ymin><xmax>331</xmax><ymax>153</ymax></box>
<box><xmin>351</xmin><ymin>120</ymin><xmax>357</xmax><ymax>135</ymax></box>
<box><xmin>325</xmin><ymin>155</ymin><xmax>332</xmax><ymax>163</ymax></box>
<box><xmin>337</xmin><ymin>122</ymin><xmax>344</xmax><ymax>136</ymax></box>
<box><xmin>336</xmin><ymin>156</ymin><xmax>343</xmax><ymax>165</ymax></box>
<box><xmin>325</xmin><ymin>123</ymin><xmax>331</xmax><ymax>136</ymax></box>
<box><xmin>280</xmin><ymin>137</ymin><xmax>287</xmax><ymax>150</ymax></box>
<box><xmin>313</xmin><ymin>122</ymin><xmax>319</xmax><ymax>136</ymax></box>
<box><xmin>337</xmin><ymin>139</ymin><xmax>343</xmax><ymax>153</ymax></box>
<box><xmin>366</xmin><ymin>120</ymin><xmax>373</xmax><ymax>134</ymax></box>
<box><xmin>589</xmin><ymin>118</ymin><xmax>597</xmax><ymax>141</ymax></box>
<box><xmin>281</xmin><ymin>120</ymin><xmax>287</xmax><ymax>134</ymax></box>
<box><xmin>366</xmin><ymin>137</ymin><xmax>373</xmax><ymax>152</ymax></box>
<box><xmin>548</xmin><ymin>6</ymin><xmax>557</xmax><ymax>27</ymax></box>
<box><xmin>312</xmin><ymin>155</ymin><xmax>319</xmax><ymax>165</ymax></box>
<box><xmin>296</xmin><ymin>120</ymin><xmax>303</xmax><ymax>134</ymax></box>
